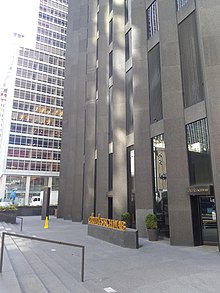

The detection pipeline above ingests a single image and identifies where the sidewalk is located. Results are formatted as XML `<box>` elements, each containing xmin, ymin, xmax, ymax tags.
<box><xmin>0</xmin><ymin>216</ymin><xmax>220</xmax><ymax>293</ymax></box>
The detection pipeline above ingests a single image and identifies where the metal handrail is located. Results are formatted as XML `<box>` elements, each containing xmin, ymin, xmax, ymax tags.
<box><xmin>16</xmin><ymin>217</ymin><xmax>23</xmax><ymax>232</ymax></box>
<box><xmin>0</xmin><ymin>232</ymin><xmax>85</xmax><ymax>282</ymax></box>
<box><xmin>0</xmin><ymin>212</ymin><xmax>23</xmax><ymax>232</ymax></box>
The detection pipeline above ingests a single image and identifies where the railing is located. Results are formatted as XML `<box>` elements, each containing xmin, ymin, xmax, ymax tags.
<box><xmin>0</xmin><ymin>232</ymin><xmax>85</xmax><ymax>282</ymax></box>
<box><xmin>16</xmin><ymin>217</ymin><xmax>23</xmax><ymax>232</ymax></box>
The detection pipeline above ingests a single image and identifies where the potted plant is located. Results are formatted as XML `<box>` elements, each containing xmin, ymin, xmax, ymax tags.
<box><xmin>0</xmin><ymin>205</ymin><xmax>18</xmax><ymax>224</ymax></box>
<box><xmin>145</xmin><ymin>213</ymin><xmax>158</xmax><ymax>241</ymax></box>
<box><xmin>121</xmin><ymin>212</ymin><xmax>130</xmax><ymax>227</ymax></box>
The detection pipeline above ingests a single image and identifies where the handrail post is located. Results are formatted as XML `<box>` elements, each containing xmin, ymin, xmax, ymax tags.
<box><xmin>20</xmin><ymin>217</ymin><xmax>23</xmax><ymax>232</ymax></box>
<box><xmin>81</xmin><ymin>246</ymin><xmax>85</xmax><ymax>282</ymax></box>
<box><xmin>0</xmin><ymin>232</ymin><xmax>5</xmax><ymax>273</ymax></box>
<box><xmin>16</xmin><ymin>216</ymin><xmax>24</xmax><ymax>232</ymax></box>
<box><xmin>0</xmin><ymin>232</ymin><xmax>85</xmax><ymax>282</ymax></box>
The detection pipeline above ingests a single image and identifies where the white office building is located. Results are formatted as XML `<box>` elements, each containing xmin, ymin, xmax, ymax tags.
<box><xmin>0</xmin><ymin>0</ymin><xmax>68</xmax><ymax>205</ymax></box>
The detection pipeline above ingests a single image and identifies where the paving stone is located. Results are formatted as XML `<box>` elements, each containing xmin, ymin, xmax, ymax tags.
<box><xmin>0</xmin><ymin>216</ymin><xmax>220</xmax><ymax>293</ymax></box>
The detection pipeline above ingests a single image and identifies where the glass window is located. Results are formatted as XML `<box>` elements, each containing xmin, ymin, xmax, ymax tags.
<box><xmin>124</xmin><ymin>0</ymin><xmax>131</xmax><ymax>24</ymax></box>
<box><xmin>178</xmin><ymin>12</ymin><xmax>204</xmax><ymax>108</ymax></box>
<box><xmin>127</xmin><ymin>146</ymin><xmax>136</xmax><ymax>227</ymax></box>
<box><xmin>109</xmin><ymin>19</ymin><xmax>113</xmax><ymax>44</ymax></box>
<box><xmin>176</xmin><ymin>0</ymin><xmax>189</xmax><ymax>11</ymax></box>
<box><xmin>108</xmin><ymin>86</ymin><xmax>113</xmax><ymax>143</ymax></box>
<box><xmin>125</xmin><ymin>29</ymin><xmax>132</xmax><ymax>61</ymax></box>
<box><xmin>97</xmin><ymin>11</ymin><xmax>99</xmax><ymax>32</ymax></box>
<box><xmin>147</xmin><ymin>1</ymin><xmax>159</xmax><ymax>39</ymax></box>
<box><xmin>5</xmin><ymin>175</ymin><xmax>26</xmax><ymax>202</ymax></box>
<box><xmin>148</xmin><ymin>43</ymin><xmax>163</xmax><ymax>123</ymax></box>
<box><xmin>52</xmin><ymin>177</ymin><xmax>59</xmax><ymax>191</ymax></box>
<box><xmin>96</xmin><ymin>68</ymin><xmax>98</xmax><ymax>91</ymax></box>
<box><xmin>152</xmin><ymin>134</ymin><xmax>169</xmax><ymax>236</ymax></box>
<box><xmin>109</xmin><ymin>0</ymin><xmax>113</xmax><ymax>13</ymax></box>
<box><xmin>109</xmin><ymin>51</ymin><xmax>113</xmax><ymax>78</ymax></box>
<box><xmin>30</xmin><ymin>176</ymin><xmax>46</xmax><ymax>194</ymax></box>
<box><xmin>126</xmin><ymin>68</ymin><xmax>133</xmax><ymax>134</ymax></box>
<box><xmin>108</xmin><ymin>153</ymin><xmax>113</xmax><ymax>191</ymax></box>
<box><xmin>186</xmin><ymin>118</ymin><xmax>213</xmax><ymax>185</ymax></box>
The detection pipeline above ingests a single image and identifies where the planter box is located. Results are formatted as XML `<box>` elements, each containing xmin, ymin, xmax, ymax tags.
<box><xmin>16</xmin><ymin>206</ymin><xmax>57</xmax><ymax>217</ymax></box>
<box><xmin>147</xmin><ymin>229</ymin><xmax>159</xmax><ymax>241</ymax></box>
<box><xmin>0</xmin><ymin>206</ymin><xmax>57</xmax><ymax>224</ymax></box>
<box><xmin>0</xmin><ymin>210</ymin><xmax>17</xmax><ymax>224</ymax></box>
<box><xmin>88</xmin><ymin>223</ymin><xmax>139</xmax><ymax>249</ymax></box>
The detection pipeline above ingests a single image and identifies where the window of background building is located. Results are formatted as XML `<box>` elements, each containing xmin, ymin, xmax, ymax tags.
<box><xmin>186</xmin><ymin>118</ymin><xmax>213</xmax><ymax>185</ymax></box>
<box><xmin>126</xmin><ymin>68</ymin><xmax>133</xmax><ymax>135</ymax></box>
<box><xmin>178</xmin><ymin>12</ymin><xmax>204</xmax><ymax>108</ymax></box>
<box><xmin>52</xmin><ymin>177</ymin><xmax>59</xmax><ymax>191</ymax></box>
<box><xmin>148</xmin><ymin>43</ymin><xmax>163</xmax><ymax>124</ymax></box>
<box><xmin>5</xmin><ymin>175</ymin><xmax>26</xmax><ymax>204</ymax></box>
<box><xmin>30</xmin><ymin>176</ymin><xmax>47</xmax><ymax>195</ymax></box>
<box><xmin>147</xmin><ymin>1</ymin><xmax>159</xmax><ymax>39</ymax></box>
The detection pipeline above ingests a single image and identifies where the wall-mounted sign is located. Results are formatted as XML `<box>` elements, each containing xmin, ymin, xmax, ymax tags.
<box><xmin>187</xmin><ymin>185</ymin><xmax>213</xmax><ymax>196</ymax></box>
<box><xmin>88</xmin><ymin>214</ymin><xmax>126</xmax><ymax>231</ymax></box>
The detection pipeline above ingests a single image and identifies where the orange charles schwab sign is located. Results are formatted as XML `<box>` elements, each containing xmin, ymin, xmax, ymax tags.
<box><xmin>88</xmin><ymin>213</ymin><xmax>126</xmax><ymax>231</ymax></box>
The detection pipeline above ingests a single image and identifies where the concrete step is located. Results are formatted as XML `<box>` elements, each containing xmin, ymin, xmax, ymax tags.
<box><xmin>0</xmin><ymin>222</ymin><xmax>22</xmax><ymax>292</ymax></box>
<box><xmin>3</xmin><ymin>233</ymin><xmax>89</xmax><ymax>293</ymax></box>
<box><xmin>1</xmin><ymin>221</ymin><xmax>22</xmax><ymax>233</ymax></box>
<box><xmin>0</xmin><ymin>240</ymin><xmax>22</xmax><ymax>293</ymax></box>
<box><xmin>16</xmin><ymin>236</ymin><xmax>88</xmax><ymax>292</ymax></box>
<box><xmin>4</xmin><ymin>235</ymin><xmax>49</xmax><ymax>293</ymax></box>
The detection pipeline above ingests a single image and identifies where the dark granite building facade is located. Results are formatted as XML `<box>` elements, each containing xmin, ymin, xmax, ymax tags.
<box><xmin>58</xmin><ymin>0</ymin><xmax>220</xmax><ymax>248</ymax></box>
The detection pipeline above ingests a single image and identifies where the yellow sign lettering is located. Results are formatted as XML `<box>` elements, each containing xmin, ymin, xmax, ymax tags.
<box><xmin>88</xmin><ymin>215</ymin><xmax>126</xmax><ymax>231</ymax></box>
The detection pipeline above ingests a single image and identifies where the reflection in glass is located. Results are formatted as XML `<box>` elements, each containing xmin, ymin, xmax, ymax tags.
<box><xmin>152</xmin><ymin>134</ymin><xmax>169</xmax><ymax>236</ymax></box>
<box><xmin>30</xmin><ymin>176</ymin><xmax>47</xmax><ymax>196</ymax></box>
<box><xmin>200</xmin><ymin>196</ymin><xmax>217</xmax><ymax>245</ymax></box>
<box><xmin>5</xmin><ymin>175</ymin><xmax>26</xmax><ymax>205</ymax></box>
<box><xmin>127</xmin><ymin>147</ymin><xmax>135</xmax><ymax>228</ymax></box>
<box><xmin>186</xmin><ymin>118</ymin><xmax>213</xmax><ymax>185</ymax></box>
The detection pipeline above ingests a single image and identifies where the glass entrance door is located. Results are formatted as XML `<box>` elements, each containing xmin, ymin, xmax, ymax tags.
<box><xmin>200</xmin><ymin>196</ymin><xmax>218</xmax><ymax>245</ymax></box>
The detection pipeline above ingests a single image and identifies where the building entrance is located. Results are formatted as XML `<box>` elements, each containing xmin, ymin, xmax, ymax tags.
<box><xmin>191</xmin><ymin>195</ymin><xmax>218</xmax><ymax>246</ymax></box>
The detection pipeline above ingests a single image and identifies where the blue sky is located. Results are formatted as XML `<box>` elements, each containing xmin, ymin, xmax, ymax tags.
<box><xmin>0</xmin><ymin>0</ymin><xmax>39</xmax><ymax>85</ymax></box>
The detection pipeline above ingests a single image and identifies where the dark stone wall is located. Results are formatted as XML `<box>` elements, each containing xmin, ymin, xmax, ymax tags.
<box><xmin>88</xmin><ymin>224</ymin><xmax>139</xmax><ymax>249</ymax></box>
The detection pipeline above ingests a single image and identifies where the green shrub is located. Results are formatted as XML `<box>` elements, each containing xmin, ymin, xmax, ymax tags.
<box><xmin>0</xmin><ymin>205</ymin><xmax>17</xmax><ymax>212</ymax></box>
<box><xmin>145</xmin><ymin>213</ymin><xmax>157</xmax><ymax>229</ymax></box>
<box><xmin>121</xmin><ymin>212</ymin><xmax>130</xmax><ymax>222</ymax></box>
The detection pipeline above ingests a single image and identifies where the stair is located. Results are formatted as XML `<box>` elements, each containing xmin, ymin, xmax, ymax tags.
<box><xmin>0</xmin><ymin>222</ymin><xmax>23</xmax><ymax>293</ymax></box>
<box><xmin>0</xmin><ymin>221</ymin><xmax>89</xmax><ymax>293</ymax></box>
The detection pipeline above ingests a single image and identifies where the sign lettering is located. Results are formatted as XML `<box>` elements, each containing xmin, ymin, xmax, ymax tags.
<box><xmin>88</xmin><ymin>214</ymin><xmax>126</xmax><ymax>231</ymax></box>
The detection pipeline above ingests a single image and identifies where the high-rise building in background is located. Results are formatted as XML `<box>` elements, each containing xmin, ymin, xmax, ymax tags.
<box><xmin>0</xmin><ymin>0</ymin><xmax>68</xmax><ymax>205</ymax></box>
<box><xmin>0</xmin><ymin>87</ymin><xmax>7</xmax><ymax>144</ymax></box>
<box><xmin>0</xmin><ymin>33</ymin><xmax>25</xmax><ymax>146</ymax></box>
<box><xmin>58</xmin><ymin>0</ymin><xmax>220</xmax><ymax>248</ymax></box>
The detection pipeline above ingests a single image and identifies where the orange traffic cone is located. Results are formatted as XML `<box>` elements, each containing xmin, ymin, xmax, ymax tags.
<box><xmin>44</xmin><ymin>216</ymin><xmax>49</xmax><ymax>229</ymax></box>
